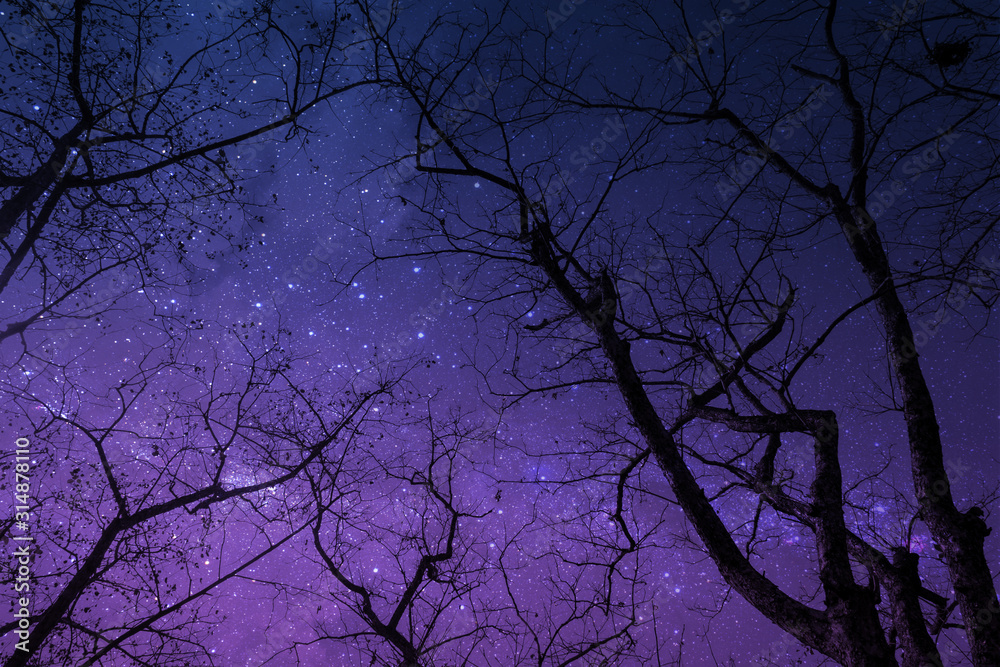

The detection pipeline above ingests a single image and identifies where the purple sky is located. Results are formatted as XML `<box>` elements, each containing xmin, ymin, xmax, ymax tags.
<box><xmin>2</xmin><ymin>1</ymin><xmax>999</xmax><ymax>665</ymax></box>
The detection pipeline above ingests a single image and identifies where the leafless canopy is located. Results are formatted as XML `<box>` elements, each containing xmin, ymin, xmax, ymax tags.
<box><xmin>351</xmin><ymin>0</ymin><xmax>1000</xmax><ymax>664</ymax></box>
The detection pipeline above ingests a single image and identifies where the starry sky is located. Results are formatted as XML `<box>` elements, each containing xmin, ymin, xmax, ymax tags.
<box><xmin>1</xmin><ymin>0</ymin><xmax>999</xmax><ymax>665</ymax></box>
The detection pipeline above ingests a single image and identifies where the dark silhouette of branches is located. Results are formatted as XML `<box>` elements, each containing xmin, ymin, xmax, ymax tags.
<box><xmin>0</xmin><ymin>0</ymin><xmax>386</xmax><ymax>347</ymax></box>
<box><xmin>353</xmin><ymin>0</ymin><xmax>1000</xmax><ymax>664</ymax></box>
<box><xmin>0</xmin><ymin>320</ymin><xmax>401</xmax><ymax>667</ymax></box>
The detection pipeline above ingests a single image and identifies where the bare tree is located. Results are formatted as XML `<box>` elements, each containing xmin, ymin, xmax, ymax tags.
<box><xmin>258</xmin><ymin>404</ymin><xmax>670</xmax><ymax>666</ymax></box>
<box><xmin>0</xmin><ymin>319</ymin><xmax>400</xmax><ymax>666</ymax></box>
<box><xmin>300</xmin><ymin>409</ymin><xmax>498</xmax><ymax>667</ymax></box>
<box><xmin>0</xmin><ymin>0</ymin><xmax>382</xmax><ymax>346</ymax></box>
<box><xmin>352</xmin><ymin>0</ymin><xmax>1000</xmax><ymax>664</ymax></box>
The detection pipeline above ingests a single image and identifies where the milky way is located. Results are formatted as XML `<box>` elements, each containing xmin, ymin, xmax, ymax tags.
<box><xmin>1</xmin><ymin>1</ymin><xmax>998</xmax><ymax>666</ymax></box>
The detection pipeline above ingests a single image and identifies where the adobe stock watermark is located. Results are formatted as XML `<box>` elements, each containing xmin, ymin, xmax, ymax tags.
<box><xmin>546</xmin><ymin>0</ymin><xmax>587</xmax><ymax>32</ymax></box>
<box><xmin>877</xmin><ymin>0</ymin><xmax>927</xmax><ymax>41</ymax></box>
<box><xmin>209</xmin><ymin>0</ymin><xmax>247</xmax><ymax>19</ymax></box>
<box><xmin>242</xmin><ymin>234</ymin><xmax>343</xmax><ymax>335</ymax></box>
<box><xmin>716</xmin><ymin>83</ymin><xmax>834</xmax><ymax>200</ymax></box>
<box><xmin>535</xmin><ymin>116</ymin><xmax>626</xmax><ymax>210</ymax></box>
<box><xmin>551</xmin><ymin>246</ymin><xmax>677</xmax><ymax>363</ymax></box>
<box><xmin>897</xmin><ymin>253</ymin><xmax>999</xmax><ymax>362</ymax></box>
<box><xmin>340</xmin><ymin>0</ymin><xmax>398</xmax><ymax>63</ymax></box>
<box><xmin>10</xmin><ymin>437</ymin><xmax>35</xmax><ymax>653</ymax></box>
<box><xmin>386</xmin><ymin>73</ymin><xmax>500</xmax><ymax>187</ymax></box>
<box><xmin>919</xmin><ymin>456</ymin><xmax>974</xmax><ymax>512</ymax></box>
<box><xmin>670</xmin><ymin>0</ymin><xmax>751</xmax><ymax>74</ymax></box>
<box><xmin>337</xmin><ymin>0</ymin><xmax>499</xmax><ymax>189</ymax></box>
<box><xmin>17</xmin><ymin>271</ymin><xmax>147</xmax><ymax>378</ymax></box>
<box><xmin>195</xmin><ymin>100</ymin><xmax>288</xmax><ymax>215</ymax></box>
<box><xmin>684</xmin><ymin>281</ymin><xmax>794</xmax><ymax>393</ymax></box>
<box><xmin>862</xmin><ymin>127</ymin><xmax>962</xmax><ymax>221</ymax></box>
<box><xmin>920</xmin><ymin>595</ymin><xmax>1000</xmax><ymax>666</ymax></box>
<box><xmin>737</xmin><ymin>282</ymin><xmax>794</xmax><ymax>343</ymax></box>
<box><xmin>380</xmin><ymin>279</ymin><xmax>464</xmax><ymax>360</ymax></box>
<box><xmin>37</xmin><ymin>62</ymin><xmax>173</xmax><ymax>181</ymax></box>
<box><xmin>5</xmin><ymin>1</ymin><xmax>68</xmax><ymax>49</ymax></box>
<box><xmin>265</xmin><ymin>236</ymin><xmax>344</xmax><ymax>313</ymax></box>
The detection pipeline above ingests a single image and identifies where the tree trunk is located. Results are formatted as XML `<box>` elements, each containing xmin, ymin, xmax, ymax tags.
<box><xmin>833</xmin><ymin>201</ymin><xmax>1000</xmax><ymax>666</ymax></box>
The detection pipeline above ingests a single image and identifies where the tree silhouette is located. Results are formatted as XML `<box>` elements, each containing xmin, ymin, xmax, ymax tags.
<box><xmin>2</xmin><ymin>1</ymin><xmax>996</xmax><ymax>665</ymax></box>
<box><xmin>0</xmin><ymin>0</ymin><xmax>381</xmax><ymax>346</ymax></box>
<box><xmin>354</xmin><ymin>0</ymin><xmax>1000</xmax><ymax>664</ymax></box>
<box><xmin>0</xmin><ymin>319</ymin><xmax>401</xmax><ymax>667</ymax></box>
<box><xmin>257</xmin><ymin>406</ymin><xmax>671</xmax><ymax>666</ymax></box>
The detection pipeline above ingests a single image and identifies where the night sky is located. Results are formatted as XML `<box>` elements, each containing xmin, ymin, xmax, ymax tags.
<box><xmin>1</xmin><ymin>0</ymin><xmax>999</xmax><ymax>665</ymax></box>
